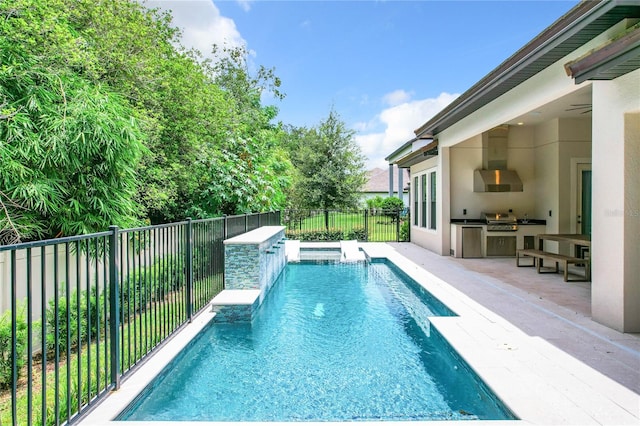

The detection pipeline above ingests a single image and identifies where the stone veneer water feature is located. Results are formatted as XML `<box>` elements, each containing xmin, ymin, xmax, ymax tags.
<box><xmin>210</xmin><ymin>226</ymin><xmax>286</xmax><ymax>322</ymax></box>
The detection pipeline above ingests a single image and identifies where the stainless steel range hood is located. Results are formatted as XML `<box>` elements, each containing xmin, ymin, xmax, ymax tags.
<box><xmin>473</xmin><ymin>125</ymin><xmax>523</xmax><ymax>192</ymax></box>
<box><xmin>474</xmin><ymin>169</ymin><xmax>523</xmax><ymax>192</ymax></box>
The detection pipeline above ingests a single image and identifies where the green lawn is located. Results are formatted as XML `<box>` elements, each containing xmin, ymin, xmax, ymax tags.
<box><xmin>285</xmin><ymin>211</ymin><xmax>404</xmax><ymax>242</ymax></box>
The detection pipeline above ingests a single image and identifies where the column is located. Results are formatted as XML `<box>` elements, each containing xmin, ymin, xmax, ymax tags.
<box><xmin>591</xmin><ymin>76</ymin><xmax>640</xmax><ymax>332</ymax></box>
<box><xmin>388</xmin><ymin>164</ymin><xmax>394</xmax><ymax>198</ymax></box>
<box><xmin>397</xmin><ymin>167</ymin><xmax>404</xmax><ymax>202</ymax></box>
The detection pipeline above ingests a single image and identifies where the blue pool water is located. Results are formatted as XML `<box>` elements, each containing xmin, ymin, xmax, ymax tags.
<box><xmin>119</xmin><ymin>261</ymin><xmax>515</xmax><ymax>421</ymax></box>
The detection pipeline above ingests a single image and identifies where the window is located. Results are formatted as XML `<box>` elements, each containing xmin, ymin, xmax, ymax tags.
<box><xmin>429</xmin><ymin>171</ymin><xmax>436</xmax><ymax>230</ymax></box>
<box><xmin>421</xmin><ymin>174</ymin><xmax>427</xmax><ymax>227</ymax></box>
<box><xmin>413</xmin><ymin>169</ymin><xmax>437</xmax><ymax>231</ymax></box>
<box><xmin>413</xmin><ymin>177</ymin><xmax>419</xmax><ymax>226</ymax></box>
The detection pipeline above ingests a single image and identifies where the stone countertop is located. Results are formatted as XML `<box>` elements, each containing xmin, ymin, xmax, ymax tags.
<box><xmin>450</xmin><ymin>219</ymin><xmax>546</xmax><ymax>225</ymax></box>
<box><xmin>223</xmin><ymin>225</ymin><xmax>285</xmax><ymax>244</ymax></box>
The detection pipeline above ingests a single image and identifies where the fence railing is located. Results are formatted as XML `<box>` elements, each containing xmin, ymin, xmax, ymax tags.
<box><xmin>0</xmin><ymin>211</ymin><xmax>280</xmax><ymax>426</ymax></box>
<box><xmin>282</xmin><ymin>209</ymin><xmax>409</xmax><ymax>243</ymax></box>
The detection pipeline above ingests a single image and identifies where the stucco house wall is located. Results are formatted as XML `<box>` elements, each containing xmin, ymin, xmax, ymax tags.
<box><xmin>387</xmin><ymin>3</ymin><xmax>640</xmax><ymax>331</ymax></box>
<box><xmin>591</xmin><ymin>69</ymin><xmax>640</xmax><ymax>332</ymax></box>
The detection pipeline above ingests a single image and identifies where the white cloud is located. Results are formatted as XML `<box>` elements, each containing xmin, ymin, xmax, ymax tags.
<box><xmin>355</xmin><ymin>92</ymin><xmax>459</xmax><ymax>170</ymax></box>
<box><xmin>236</xmin><ymin>0</ymin><xmax>252</xmax><ymax>12</ymax></box>
<box><xmin>382</xmin><ymin>89</ymin><xmax>412</xmax><ymax>106</ymax></box>
<box><xmin>143</xmin><ymin>0</ymin><xmax>246</xmax><ymax>59</ymax></box>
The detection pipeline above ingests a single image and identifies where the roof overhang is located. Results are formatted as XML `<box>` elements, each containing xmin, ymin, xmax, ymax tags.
<box><xmin>395</xmin><ymin>140</ymin><xmax>438</xmax><ymax>168</ymax></box>
<box><xmin>412</xmin><ymin>0</ymin><xmax>640</xmax><ymax>139</ymax></box>
<box><xmin>385</xmin><ymin>138</ymin><xmax>415</xmax><ymax>163</ymax></box>
<box><xmin>565</xmin><ymin>22</ymin><xmax>640</xmax><ymax>83</ymax></box>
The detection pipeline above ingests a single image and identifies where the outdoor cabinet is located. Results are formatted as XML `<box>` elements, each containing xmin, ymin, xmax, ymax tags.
<box><xmin>462</xmin><ymin>227</ymin><xmax>483</xmax><ymax>258</ymax></box>
<box><xmin>486</xmin><ymin>235</ymin><xmax>517</xmax><ymax>256</ymax></box>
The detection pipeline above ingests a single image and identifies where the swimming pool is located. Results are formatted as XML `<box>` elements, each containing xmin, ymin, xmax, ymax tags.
<box><xmin>118</xmin><ymin>261</ymin><xmax>515</xmax><ymax>421</ymax></box>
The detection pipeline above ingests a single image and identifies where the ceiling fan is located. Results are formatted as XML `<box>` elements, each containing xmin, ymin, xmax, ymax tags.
<box><xmin>565</xmin><ymin>103</ymin><xmax>592</xmax><ymax>114</ymax></box>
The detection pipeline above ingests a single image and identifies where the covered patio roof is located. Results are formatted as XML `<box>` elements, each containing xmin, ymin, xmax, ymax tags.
<box><xmin>412</xmin><ymin>0</ymin><xmax>640</xmax><ymax>139</ymax></box>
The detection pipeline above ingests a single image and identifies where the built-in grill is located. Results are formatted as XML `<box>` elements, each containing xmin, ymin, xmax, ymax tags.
<box><xmin>484</xmin><ymin>212</ymin><xmax>518</xmax><ymax>232</ymax></box>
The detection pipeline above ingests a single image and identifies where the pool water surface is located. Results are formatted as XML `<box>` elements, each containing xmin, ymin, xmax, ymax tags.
<box><xmin>118</xmin><ymin>261</ymin><xmax>515</xmax><ymax>421</ymax></box>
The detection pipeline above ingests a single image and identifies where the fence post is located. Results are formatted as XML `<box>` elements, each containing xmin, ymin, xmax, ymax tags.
<box><xmin>224</xmin><ymin>215</ymin><xmax>228</xmax><ymax>239</ymax></box>
<box><xmin>108</xmin><ymin>226</ymin><xmax>121</xmax><ymax>390</ymax></box>
<box><xmin>364</xmin><ymin>209</ymin><xmax>369</xmax><ymax>241</ymax></box>
<box><xmin>185</xmin><ymin>218</ymin><xmax>193</xmax><ymax>322</ymax></box>
<box><xmin>396</xmin><ymin>210</ymin><xmax>401</xmax><ymax>242</ymax></box>
<box><xmin>10</xmin><ymin>251</ymin><xmax>17</xmax><ymax>422</ymax></box>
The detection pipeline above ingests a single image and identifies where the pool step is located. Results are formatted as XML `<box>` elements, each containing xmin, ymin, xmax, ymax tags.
<box><xmin>340</xmin><ymin>240</ymin><xmax>366</xmax><ymax>262</ymax></box>
<box><xmin>210</xmin><ymin>290</ymin><xmax>261</xmax><ymax>323</ymax></box>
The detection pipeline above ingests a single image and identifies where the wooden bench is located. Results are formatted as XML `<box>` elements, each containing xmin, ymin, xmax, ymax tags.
<box><xmin>516</xmin><ymin>249</ymin><xmax>590</xmax><ymax>282</ymax></box>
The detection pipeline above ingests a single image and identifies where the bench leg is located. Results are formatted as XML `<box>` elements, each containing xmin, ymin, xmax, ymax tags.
<box><xmin>538</xmin><ymin>258</ymin><xmax>560</xmax><ymax>274</ymax></box>
<box><xmin>517</xmin><ymin>253</ymin><xmax>535</xmax><ymax>267</ymax></box>
<box><xmin>565</xmin><ymin>262</ymin><xmax>591</xmax><ymax>282</ymax></box>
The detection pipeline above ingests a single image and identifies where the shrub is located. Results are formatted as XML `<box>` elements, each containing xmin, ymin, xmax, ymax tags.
<box><xmin>400</xmin><ymin>221</ymin><xmax>409</xmax><ymax>241</ymax></box>
<box><xmin>286</xmin><ymin>228</ymin><xmax>344</xmax><ymax>241</ymax></box>
<box><xmin>285</xmin><ymin>227</ymin><xmax>367</xmax><ymax>242</ymax></box>
<box><xmin>46</xmin><ymin>286</ymin><xmax>104</xmax><ymax>355</ymax></box>
<box><xmin>0</xmin><ymin>304</ymin><xmax>28</xmax><ymax>389</ymax></box>
<box><xmin>120</xmin><ymin>254</ymin><xmax>185</xmax><ymax>318</ymax></box>
<box><xmin>381</xmin><ymin>197</ymin><xmax>404</xmax><ymax>212</ymax></box>
<box><xmin>345</xmin><ymin>227</ymin><xmax>367</xmax><ymax>241</ymax></box>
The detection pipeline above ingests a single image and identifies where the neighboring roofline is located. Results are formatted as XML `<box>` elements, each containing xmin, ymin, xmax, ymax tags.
<box><xmin>413</xmin><ymin>0</ymin><xmax>640</xmax><ymax>139</ymax></box>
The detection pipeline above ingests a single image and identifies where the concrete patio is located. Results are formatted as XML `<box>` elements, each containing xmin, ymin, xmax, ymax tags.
<box><xmin>387</xmin><ymin>242</ymin><xmax>640</xmax><ymax>396</ymax></box>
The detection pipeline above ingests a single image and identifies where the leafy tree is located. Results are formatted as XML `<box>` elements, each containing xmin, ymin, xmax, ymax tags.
<box><xmin>1</xmin><ymin>0</ymin><xmax>293</xmax><ymax>238</ymax></box>
<box><xmin>183</xmin><ymin>45</ymin><xmax>292</xmax><ymax>217</ymax></box>
<box><xmin>0</xmin><ymin>29</ymin><xmax>145</xmax><ymax>239</ymax></box>
<box><xmin>287</xmin><ymin>110</ymin><xmax>367</xmax><ymax>227</ymax></box>
<box><xmin>366</xmin><ymin>195</ymin><xmax>384</xmax><ymax>212</ymax></box>
<box><xmin>60</xmin><ymin>0</ymin><xmax>218</xmax><ymax>222</ymax></box>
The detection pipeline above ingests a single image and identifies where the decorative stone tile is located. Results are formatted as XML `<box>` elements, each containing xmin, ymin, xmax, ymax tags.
<box><xmin>216</xmin><ymin>226</ymin><xmax>286</xmax><ymax>322</ymax></box>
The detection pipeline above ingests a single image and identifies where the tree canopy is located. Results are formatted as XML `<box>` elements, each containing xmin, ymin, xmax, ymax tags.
<box><xmin>0</xmin><ymin>0</ymin><xmax>367</xmax><ymax>243</ymax></box>
<box><xmin>286</xmin><ymin>110</ymin><xmax>367</xmax><ymax>211</ymax></box>
<box><xmin>0</xmin><ymin>0</ymin><xmax>292</xmax><ymax>241</ymax></box>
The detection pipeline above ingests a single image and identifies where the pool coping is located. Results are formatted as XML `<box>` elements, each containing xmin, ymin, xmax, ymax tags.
<box><xmin>78</xmin><ymin>242</ymin><xmax>639</xmax><ymax>426</ymax></box>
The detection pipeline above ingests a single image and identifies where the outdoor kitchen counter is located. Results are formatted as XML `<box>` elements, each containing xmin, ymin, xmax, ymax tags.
<box><xmin>450</xmin><ymin>219</ymin><xmax>547</xmax><ymax>225</ymax></box>
<box><xmin>450</xmin><ymin>220</ymin><xmax>547</xmax><ymax>258</ymax></box>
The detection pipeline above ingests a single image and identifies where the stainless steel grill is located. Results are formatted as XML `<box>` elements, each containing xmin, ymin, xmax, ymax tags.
<box><xmin>484</xmin><ymin>212</ymin><xmax>518</xmax><ymax>231</ymax></box>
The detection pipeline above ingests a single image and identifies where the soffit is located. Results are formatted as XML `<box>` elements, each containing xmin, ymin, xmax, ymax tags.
<box><xmin>396</xmin><ymin>140</ymin><xmax>438</xmax><ymax>168</ymax></box>
<box><xmin>565</xmin><ymin>24</ymin><xmax>640</xmax><ymax>83</ymax></box>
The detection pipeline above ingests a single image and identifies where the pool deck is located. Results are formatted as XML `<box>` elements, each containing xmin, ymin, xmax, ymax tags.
<box><xmin>79</xmin><ymin>242</ymin><xmax>639</xmax><ymax>426</ymax></box>
<box><xmin>379</xmin><ymin>242</ymin><xmax>640</xmax><ymax>425</ymax></box>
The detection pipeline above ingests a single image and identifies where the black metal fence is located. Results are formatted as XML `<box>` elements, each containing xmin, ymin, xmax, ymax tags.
<box><xmin>0</xmin><ymin>211</ymin><xmax>280</xmax><ymax>426</ymax></box>
<box><xmin>282</xmin><ymin>209</ymin><xmax>409</xmax><ymax>242</ymax></box>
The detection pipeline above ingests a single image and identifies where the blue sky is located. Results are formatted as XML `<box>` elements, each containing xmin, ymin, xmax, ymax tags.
<box><xmin>148</xmin><ymin>0</ymin><xmax>579</xmax><ymax>168</ymax></box>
